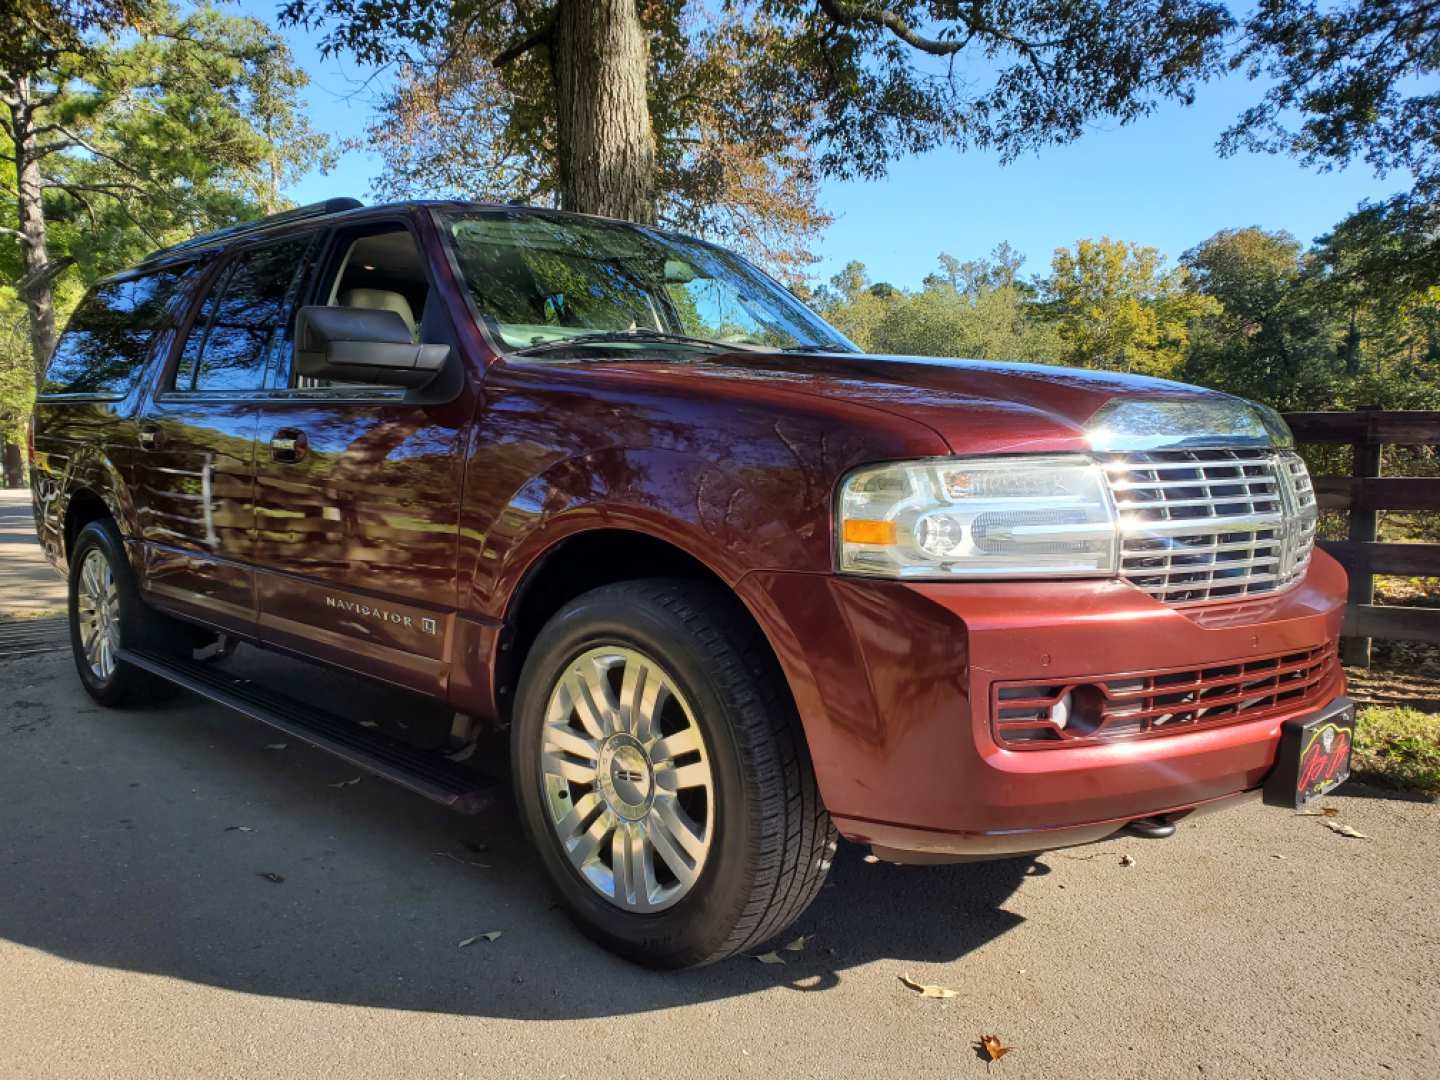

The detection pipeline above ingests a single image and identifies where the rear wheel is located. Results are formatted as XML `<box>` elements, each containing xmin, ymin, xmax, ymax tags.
<box><xmin>67</xmin><ymin>519</ymin><xmax>177</xmax><ymax>707</ymax></box>
<box><xmin>511</xmin><ymin>578</ymin><xmax>836</xmax><ymax>968</ymax></box>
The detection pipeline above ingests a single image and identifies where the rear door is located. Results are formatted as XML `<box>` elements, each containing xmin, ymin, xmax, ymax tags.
<box><xmin>133</xmin><ymin>233</ymin><xmax>318</xmax><ymax>633</ymax></box>
<box><xmin>248</xmin><ymin>217</ymin><xmax>474</xmax><ymax>697</ymax></box>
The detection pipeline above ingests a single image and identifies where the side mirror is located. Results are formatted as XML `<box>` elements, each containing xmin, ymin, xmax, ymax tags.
<box><xmin>294</xmin><ymin>306</ymin><xmax>452</xmax><ymax>389</ymax></box>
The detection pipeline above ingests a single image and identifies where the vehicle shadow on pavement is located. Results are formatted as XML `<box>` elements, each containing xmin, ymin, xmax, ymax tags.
<box><xmin>0</xmin><ymin>652</ymin><xmax>1034</xmax><ymax>1019</ymax></box>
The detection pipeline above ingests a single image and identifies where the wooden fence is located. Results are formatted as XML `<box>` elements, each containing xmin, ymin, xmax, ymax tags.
<box><xmin>1283</xmin><ymin>409</ymin><xmax>1440</xmax><ymax>665</ymax></box>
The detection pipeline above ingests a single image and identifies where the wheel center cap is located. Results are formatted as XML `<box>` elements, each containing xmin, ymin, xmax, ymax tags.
<box><xmin>598</xmin><ymin>734</ymin><xmax>653</xmax><ymax>820</ymax></box>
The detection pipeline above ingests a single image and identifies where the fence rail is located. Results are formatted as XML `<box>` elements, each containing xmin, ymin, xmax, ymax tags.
<box><xmin>1283</xmin><ymin>409</ymin><xmax>1440</xmax><ymax>665</ymax></box>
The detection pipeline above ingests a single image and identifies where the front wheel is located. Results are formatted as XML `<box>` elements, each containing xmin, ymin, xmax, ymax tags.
<box><xmin>511</xmin><ymin>579</ymin><xmax>836</xmax><ymax>968</ymax></box>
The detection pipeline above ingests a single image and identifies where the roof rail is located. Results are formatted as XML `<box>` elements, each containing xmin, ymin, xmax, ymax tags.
<box><xmin>139</xmin><ymin>198</ymin><xmax>364</xmax><ymax>264</ymax></box>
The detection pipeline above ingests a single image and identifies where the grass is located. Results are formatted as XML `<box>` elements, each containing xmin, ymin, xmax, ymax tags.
<box><xmin>1352</xmin><ymin>705</ymin><xmax>1440</xmax><ymax>799</ymax></box>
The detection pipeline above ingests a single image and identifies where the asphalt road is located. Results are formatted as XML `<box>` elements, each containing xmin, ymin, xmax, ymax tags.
<box><xmin>0</xmin><ymin>488</ymin><xmax>67</xmax><ymax>616</ymax></box>
<box><xmin>2</xmin><ymin>650</ymin><xmax>1437</xmax><ymax>1079</ymax></box>
<box><xmin>1</xmin><ymin>494</ymin><xmax>1437</xmax><ymax>1079</ymax></box>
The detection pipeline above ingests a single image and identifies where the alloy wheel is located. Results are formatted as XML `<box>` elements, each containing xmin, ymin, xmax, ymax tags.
<box><xmin>539</xmin><ymin>645</ymin><xmax>715</xmax><ymax>912</ymax></box>
<box><xmin>76</xmin><ymin>548</ymin><xmax>120</xmax><ymax>680</ymax></box>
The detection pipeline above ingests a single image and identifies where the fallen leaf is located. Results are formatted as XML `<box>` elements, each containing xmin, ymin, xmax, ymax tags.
<box><xmin>224</xmin><ymin>825</ymin><xmax>254</xmax><ymax>833</ymax></box>
<box><xmin>328</xmin><ymin>776</ymin><xmax>362</xmax><ymax>788</ymax></box>
<box><xmin>433</xmin><ymin>851</ymin><xmax>491</xmax><ymax>868</ymax></box>
<box><xmin>1271</xmin><ymin>853</ymin><xmax>1286</xmax><ymax>860</ymax></box>
<box><xmin>257</xmin><ymin>872</ymin><xmax>284</xmax><ymax>884</ymax></box>
<box><xmin>980</xmin><ymin>1034</ymin><xmax>1013</xmax><ymax>1063</ymax></box>
<box><xmin>755</xmin><ymin>951</ymin><xmax>785</xmax><ymax>965</ymax></box>
<box><xmin>783</xmin><ymin>935</ymin><xmax>808</xmax><ymax>952</ymax></box>
<box><xmin>1323</xmin><ymin>820</ymin><xmax>1368</xmax><ymax>839</ymax></box>
<box><xmin>898</xmin><ymin>973</ymin><xmax>957</xmax><ymax>999</ymax></box>
<box><xmin>458</xmin><ymin>931</ymin><xmax>502</xmax><ymax>948</ymax></box>
<box><xmin>1119</xmin><ymin>854</ymin><xmax>1136</xmax><ymax>867</ymax></box>
<box><xmin>1296</xmin><ymin>806</ymin><xmax>1340</xmax><ymax>817</ymax></box>
<box><xmin>263</xmin><ymin>743</ymin><xmax>287</xmax><ymax>751</ymax></box>
<box><xmin>862</xmin><ymin>854</ymin><xmax>880</xmax><ymax>864</ymax></box>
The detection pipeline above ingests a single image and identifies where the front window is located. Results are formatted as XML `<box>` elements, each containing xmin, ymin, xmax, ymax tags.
<box><xmin>442</xmin><ymin>210</ymin><xmax>855</xmax><ymax>355</ymax></box>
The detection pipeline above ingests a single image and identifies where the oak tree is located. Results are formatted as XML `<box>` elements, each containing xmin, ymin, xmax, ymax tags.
<box><xmin>283</xmin><ymin>0</ymin><xmax>1234</xmax><ymax>225</ymax></box>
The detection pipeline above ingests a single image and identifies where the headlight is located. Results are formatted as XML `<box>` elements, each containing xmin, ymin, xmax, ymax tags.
<box><xmin>837</xmin><ymin>456</ymin><xmax>1119</xmax><ymax>578</ymax></box>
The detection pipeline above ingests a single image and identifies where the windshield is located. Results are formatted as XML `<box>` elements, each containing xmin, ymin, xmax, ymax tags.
<box><xmin>442</xmin><ymin>210</ymin><xmax>856</xmax><ymax>355</ymax></box>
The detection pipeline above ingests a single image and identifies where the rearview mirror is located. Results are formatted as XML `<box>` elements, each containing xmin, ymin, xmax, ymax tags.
<box><xmin>294</xmin><ymin>306</ymin><xmax>452</xmax><ymax>390</ymax></box>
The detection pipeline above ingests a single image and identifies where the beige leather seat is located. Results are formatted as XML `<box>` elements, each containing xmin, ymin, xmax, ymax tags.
<box><xmin>338</xmin><ymin>288</ymin><xmax>416</xmax><ymax>340</ymax></box>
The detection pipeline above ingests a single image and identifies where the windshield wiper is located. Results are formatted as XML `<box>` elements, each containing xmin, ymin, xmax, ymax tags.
<box><xmin>781</xmin><ymin>343</ymin><xmax>851</xmax><ymax>354</ymax></box>
<box><xmin>509</xmin><ymin>329</ymin><xmax>766</xmax><ymax>356</ymax></box>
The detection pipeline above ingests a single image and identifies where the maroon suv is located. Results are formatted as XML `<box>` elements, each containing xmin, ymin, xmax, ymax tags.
<box><xmin>30</xmin><ymin>199</ymin><xmax>1352</xmax><ymax>968</ymax></box>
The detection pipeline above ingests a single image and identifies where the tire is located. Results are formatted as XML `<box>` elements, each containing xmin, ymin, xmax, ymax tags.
<box><xmin>67</xmin><ymin>519</ymin><xmax>178</xmax><ymax>707</ymax></box>
<box><xmin>511</xmin><ymin>578</ymin><xmax>836</xmax><ymax>968</ymax></box>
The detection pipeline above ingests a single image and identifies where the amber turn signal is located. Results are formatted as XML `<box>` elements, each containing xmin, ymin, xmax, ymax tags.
<box><xmin>842</xmin><ymin>519</ymin><xmax>897</xmax><ymax>545</ymax></box>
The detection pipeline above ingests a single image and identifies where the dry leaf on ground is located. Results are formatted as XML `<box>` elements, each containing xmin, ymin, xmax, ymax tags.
<box><xmin>1296</xmin><ymin>807</ymin><xmax>1340</xmax><ymax>817</ymax></box>
<box><xmin>783</xmin><ymin>935</ymin><xmax>808</xmax><ymax>952</ymax></box>
<box><xmin>433</xmin><ymin>851</ymin><xmax>490</xmax><ymax>868</ymax></box>
<box><xmin>1323</xmin><ymin>820</ymin><xmax>1368</xmax><ymax>839</ymax></box>
<box><xmin>755</xmin><ymin>951</ymin><xmax>786</xmax><ymax>965</ymax></box>
<box><xmin>458</xmin><ymin>931</ymin><xmax>502</xmax><ymax>948</ymax></box>
<box><xmin>224</xmin><ymin>825</ymin><xmax>253</xmax><ymax>833</ymax></box>
<box><xmin>1119</xmin><ymin>854</ymin><xmax>1136</xmax><ymax>867</ymax></box>
<box><xmin>980</xmin><ymin>1034</ymin><xmax>1013</xmax><ymax>1062</ymax></box>
<box><xmin>898</xmin><ymin>973</ymin><xmax>957</xmax><ymax>999</ymax></box>
<box><xmin>257</xmin><ymin>872</ymin><xmax>284</xmax><ymax>883</ymax></box>
<box><xmin>328</xmin><ymin>776</ymin><xmax>362</xmax><ymax>788</ymax></box>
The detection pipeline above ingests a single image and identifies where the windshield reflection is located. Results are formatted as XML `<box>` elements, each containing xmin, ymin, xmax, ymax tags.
<box><xmin>443</xmin><ymin>210</ymin><xmax>856</xmax><ymax>356</ymax></box>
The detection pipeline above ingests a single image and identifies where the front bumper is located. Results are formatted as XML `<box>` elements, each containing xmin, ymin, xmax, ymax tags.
<box><xmin>736</xmin><ymin>550</ymin><xmax>1348</xmax><ymax>858</ymax></box>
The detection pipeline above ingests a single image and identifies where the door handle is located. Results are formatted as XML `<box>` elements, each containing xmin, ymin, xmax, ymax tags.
<box><xmin>138</xmin><ymin>423</ymin><xmax>162</xmax><ymax>450</ymax></box>
<box><xmin>270</xmin><ymin>428</ymin><xmax>308</xmax><ymax>463</ymax></box>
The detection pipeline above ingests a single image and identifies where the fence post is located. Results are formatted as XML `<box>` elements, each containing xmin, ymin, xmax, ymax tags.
<box><xmin>1340</xmin><ymin>407</ymin><xmax>1381</xmax><ymax>667</ymax></box>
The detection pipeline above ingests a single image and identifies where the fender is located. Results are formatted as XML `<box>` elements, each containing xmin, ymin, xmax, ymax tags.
<box><xmin>32</xmin><ymin>430</ymin><xmax>137</xmax><ymax>576</ymax></box>
<box><xmin>465</xmin><ymin>444</ymin><xmax>839</xmax><ymax>621</ymax></box>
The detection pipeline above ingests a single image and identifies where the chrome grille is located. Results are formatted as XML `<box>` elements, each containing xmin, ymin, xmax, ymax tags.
<box><xmin>1102</xmin><ymin>448</ymin><xmax>1318</xmax><ymax>605</ymax></box>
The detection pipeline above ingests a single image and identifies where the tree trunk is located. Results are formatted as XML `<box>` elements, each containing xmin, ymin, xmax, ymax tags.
<box><xmin>9</xmin><ymin>76</ymin><xmax>59</xmax><ymax>385</ymax></box>
<box><xmin>1343</xmin><ymin>306</ymin><xmax>1361</xmax><ymax>376</ymax></box>
<box><xmin>550</xmin><ymin>0</ymin><xmax>656</xmax><ymax>223</ymax></box>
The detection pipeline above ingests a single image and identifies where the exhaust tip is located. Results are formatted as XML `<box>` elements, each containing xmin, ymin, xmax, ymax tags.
<box><xmin>1124</xmin><ymin>817</ymin><xmax>1177</xmax><ymax>839</ymax></box>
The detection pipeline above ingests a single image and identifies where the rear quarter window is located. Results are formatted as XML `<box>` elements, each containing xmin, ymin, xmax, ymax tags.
<box><xmin>42</xmin><ymin>264</ymin><xmax>203</xmax><ymax>397</ymax></box>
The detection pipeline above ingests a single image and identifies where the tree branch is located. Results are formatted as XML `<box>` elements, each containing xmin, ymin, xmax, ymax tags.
<box><xmin>814</xmin><ymin>0</ymin><xmax>965</xmax><ymax>55</ymax></box>
<box><xmin>16</xmin><ymin>256</ymin><xmax>75</xmax><ymax>292</ymax></box>
<box><xmin>0</xmin><ymin>226</ymin><xmax>33</xmax><ymax>246</ymax></box>
<box><xmin>493</xmin><ymin>12</ymin><xmax>557</xmax><ymax>68</ymax></box>
<box><xmin>814</xmin><ymin>0</ymin><xmax>1052</xmax><ymax>77</ymax></box>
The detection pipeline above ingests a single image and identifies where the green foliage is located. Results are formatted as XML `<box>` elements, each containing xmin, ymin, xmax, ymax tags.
<box><xmin>1041</xmin><ymin>238</ymin><xmax>1217</xmax><ymax>378</ymax></box>
<box><xmin>816</xmin><ymin>194</ymin><xmax>1440</xmax><ymax>421</ymax></box>
<box><xmin>814</xmin><ymin>249</ymin><xmax>1061</xmax><ymax>360</ymax></box>
<box><xmin>2</xmin><ymin>1</ymin><xmax>331</xmax><ymax>387</ymax></box>
<box><xmin>1225</xmin><ymin>2</ymin><xmax>1439</xmax><ymax>201</ymax></box>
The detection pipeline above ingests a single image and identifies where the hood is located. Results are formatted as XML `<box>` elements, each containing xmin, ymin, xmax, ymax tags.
<box><xmin>530</xmin><ymin>350</ymin><xmax>1234</xmax><ymax>456</ymax></box>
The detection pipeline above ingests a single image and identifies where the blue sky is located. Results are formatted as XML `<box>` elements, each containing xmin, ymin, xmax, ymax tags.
<box><xmin>264</xmin><ymin>4</ymin><xmax>1406</xmax><ymax>291</ymax></box>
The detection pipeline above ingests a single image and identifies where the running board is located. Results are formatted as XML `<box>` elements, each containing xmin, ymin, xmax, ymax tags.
<box><xmin>118</xmin><ymin>647</ymin><xmax>500</xmax><ymax>814</ymax></box>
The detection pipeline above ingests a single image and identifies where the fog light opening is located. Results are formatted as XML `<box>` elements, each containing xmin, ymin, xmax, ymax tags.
<box><xmin>1061</xmin><ymin>684</ymin><xmax>1105</xmax><ymax>736</ymax></box>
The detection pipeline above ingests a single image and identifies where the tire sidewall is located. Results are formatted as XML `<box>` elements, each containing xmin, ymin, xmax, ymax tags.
<box><xmin>511</xmin><ymin>587</ymin><xmax>762</xmax><ymax>967</ymax></box>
